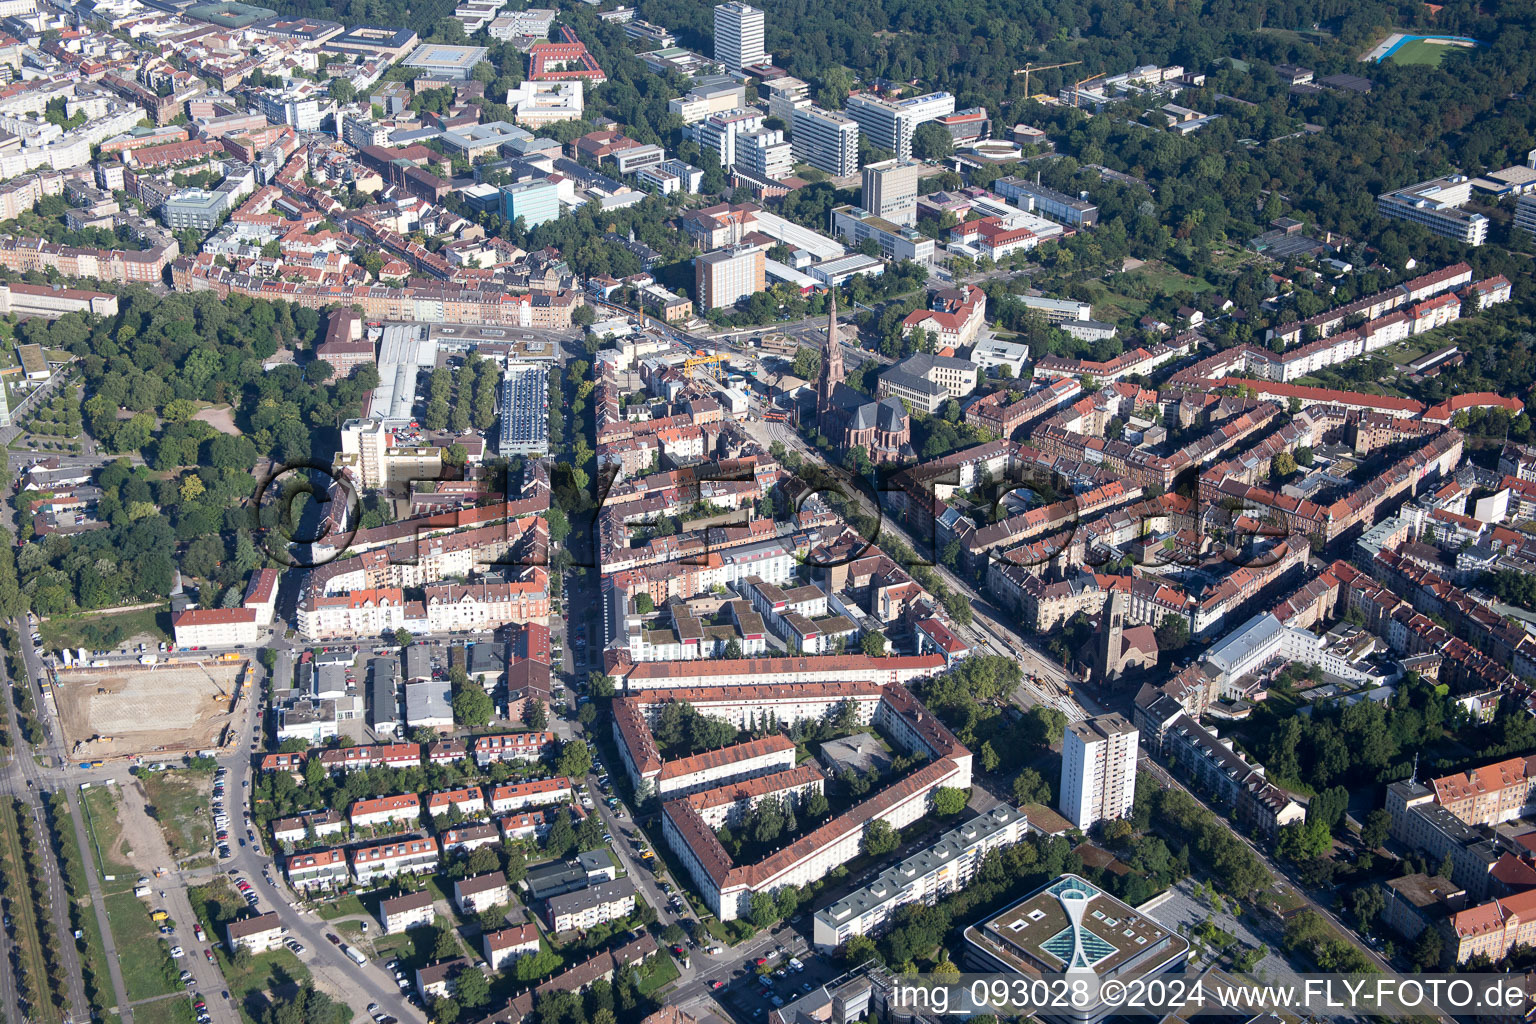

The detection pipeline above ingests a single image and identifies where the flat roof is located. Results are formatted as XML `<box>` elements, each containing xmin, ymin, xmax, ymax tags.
<box><xmin>966</xmin><ymin>874</ymin><xmax>1186</xmax><ymax>977</ymax></box>
<box><xmin>403</xmin><ymin>44</ymin><xmax>489</xmax><ymax>71</ymax></box>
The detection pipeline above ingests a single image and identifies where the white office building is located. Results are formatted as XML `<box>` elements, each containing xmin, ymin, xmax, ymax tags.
<box><xmin>791</xmin><ymin>105</ymin><xmax>859</xmax><ymax>177</ymax></box>
<box><xmin>1377</xmin><ymin>174</ymin><xmax>1489</xmax><ymax>247</ymax></box>
<box><xmin>845</xmin><ymin>91</ymin><xmax>955</xmax><ymax>161</ymax></box>
<box><xmin>735</xmin><ymin>127</ymin><xmax>793</xmax><ymax>181</ymax></box>
<box><xmin>1059</xmin><ymin>713</ymin><xmax>1138</xmax><ymax>829</ymax></box>
<box><xmin>713</xmin><ymin>2</ymin><xmax>765</xmax><ymax>72</ymax></box>
<box><xmin>690</xmin><ymin>107</ymin><xmax>765</xmax><ymax>169</ymax></box>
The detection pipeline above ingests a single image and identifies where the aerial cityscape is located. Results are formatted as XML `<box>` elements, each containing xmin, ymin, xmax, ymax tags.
<box><xmin>0</xmin><ymin>1</ymin><xmax>1533</xmax><ymax>1024</ymax></box>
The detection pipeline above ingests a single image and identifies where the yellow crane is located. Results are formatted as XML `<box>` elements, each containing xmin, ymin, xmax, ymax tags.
<box><xmin>1012</xmin><ymin>60</ymin><xmax>1082</xmax><ymax>102</ymax></box>
<box><xmin>1072</xmin><ymin>72</ymin><xmax>1106</xmax><ymax>108</ymax></box>
<box><xmin>684</xmin><ymin>350</ymin><xmax>722</xmax><ymax>381</ymax></box>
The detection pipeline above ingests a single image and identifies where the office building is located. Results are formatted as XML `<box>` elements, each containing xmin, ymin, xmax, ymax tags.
<box><xmin>695</xmin><ymin>243</ymin><xmax>765</xmax><ymax>311</ymax></box>
<box><xmin>505</xmin><ymin>81</ymin><xmax>583</xmax><ymax>126</ymax></box>
<box><xmin>1060</xmin><ymin>713</ymin><xmax>1138</xmax><ymax>829</ymax></box>
<box><xmin>501</xmin><ymin>178</ymin><xmax>560</xmax><ymax>228</ymax></box>
<box><xmin>161</xmin><ymin>188</ymin><xmax>226</xmax><ymax>231</ymax></box>
<box><xmin>1516</xmin><ymin>193</ymin><xmax>1536</xmax><ymax>237</ymax></box>
<box><xmin>1377</xmin><ymin>174</ymin><xmax>1489</xmax><ymax>246</ymax></box>
<box><xmin>690</xmin><ymin>107</ymin><xmax>764</xmax><ymax>170</ymax></box>
<box><xmin>860</xmin><ymin>159</ymin><xmax>924</xmax><ymax>227</ymax></box>
<box><xmin>668</xmin><ymin>78</ymin><xmax>747</xmax><ymax>124</ymax></box>
<box><xmin>963</xmin><ymin>875</ymin><xmax>1189</xmax><ymax>1024</ymax></box>
<box><xmin>792</xmin><ymin>105</ymin><xmax>859</xmax><ymax>177</ymax></box>
<box><xmin>735</xmin><ymin>128</ymin><xmax>793</xmax><ymax>181</ymax></box>
<box><xmin>845</xmin><ymin>91</ymin><xmax>955</xmax><ymax>161</ymax></box>
<box><xmin>712</xmin><ymin>2</ymin><xmax>764</xmax><ymax>72</ymax></box>
<box><xmin>995</xmin><ymin>176</ymin><xmax>1100</xmax><ymax>228</ymax></box>
<box><xmin>341</xmin><ymin>112</ymin><xmax>391</xmax><ymax>149</ymax></box>
<box><xmin>763</xmin><ymin>76</ymin><xmax>809</xmax><ymax>122</ymax></box>
<box><xmin>402</xmin><ymin>43</ymin><xmax>489</xmax><ymax>80</ymax></box>
<box><xmin>830</xmin><ymin>206</ymin><xmax>936</xmax><ymax>265</ymax></box>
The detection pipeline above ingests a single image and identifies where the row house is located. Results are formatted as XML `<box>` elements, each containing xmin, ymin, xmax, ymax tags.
<box><xmin>272</xmin><ymin>809</ymin><xmax>345</xmax><ymax>846</ymax></box>
<box><xmin>473</xmin><ymin>731</ymin><xmax>556</xmax><ymax>766</ymax></box>
<box><xmin>439</xmin><ymin>823</ymin><xmax>501</xmax><ymax>856</ymax></box>
<box><xmin>489</xmin><ymin>777</ymin><xmax>574</xmax><ymax>813</ymax></box>
<box><xmin>350</xmin><ymin>793</ymin><xmax>421</xmax><ymax>829</ymax></box>
<box><xmin>350</xmin><ymin>835</ymin><xmax>441</xmax><ymax>884</ymax></box>
<box><xmin>426</xmin><ymin>786</ymin><xmax>488</xmax><ymax>820</ymax></box>
<box><xmin>317</xmin><ymin>742</ymin><xmax>422</xmax><ymax>772</ymax></box>
<box><xmin>285</xmin><ymin>848</ymin><xmax>349</xmax><ymax>892</ymax></box>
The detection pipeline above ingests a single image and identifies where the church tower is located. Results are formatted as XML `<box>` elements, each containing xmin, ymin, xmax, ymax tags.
<box><xmin>1095</xmin><ymin>589</ymin><xmax>1126</xmax><ymax>685</ymax></box>
<box><xmin>815</xmin><ymin>289</ymin><xmax>843</xmax><ymax>427</ymax></box>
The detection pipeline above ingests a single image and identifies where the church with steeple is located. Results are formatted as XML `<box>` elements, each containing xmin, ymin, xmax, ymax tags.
<box><xmin>812</xmin><ymin>291</ymin><xmax>913</xmax><ymax>464</ymax></box>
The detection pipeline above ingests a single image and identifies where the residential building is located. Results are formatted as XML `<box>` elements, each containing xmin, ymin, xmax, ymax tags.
<box><xmin>845</xmin><ymin>91</ymin><xmax>955</xmax><ymax>161</ymax></box>
<box><xmin>1378</xmin><ymin>175</ymin><xmax>1489</xmax><ymax>246</ymax></box>
<box><xmin>791</xmin><ymin>105</ymin><xmax>859</xmax><ymax>177</ymax></box>
<box><xmin>350</xmin><ymin>835</ymin><xmax>441</xmax><ymax>884</ymax></box>
<box><xmin>860</xmin><ymin>159</ymin><xmax>924</xmax><ymax>227</ymax></box>
<box><xmin>284</xmin><ymin>848</ymin><xmax>348</xmax><ymax>892</ymax></box>
<box><xmin>488</xmin><ymin>777</ymin><xmax>573</xmax><ymax>813</ymax></box>
<box><xmin>350</xmin><ymin>793</ymin><xmax>422</xmax><ymax>829</ymax></box>
<box><xmin>272</xmin><ymin>810</ymin><xmax>345</xmax><ymax>847</ymax></box>
<box><xmin>473</xmin><ymin>732</ymin><xmax>556</xmax><ymax>765</ymax></box>
<box><xmin>484</xmin><ymin>923</ymin><xmax>541</xmax><ymax>970</ymax></box>
<box><xmin>713</xmin><ymin>2</ymin><xmax>765</xmax><ymax>72</ymax></box>
<box><xmin>695</xmin><ymin>243</ymin><xmax>765</xmax><ymax>311</ymax></box>
<box><xmin>171</xmin><ymin>607</ymin><xmax>259</xmax><ymax>648</ymax></box>
<box><xmin>547</xmin><ymin>877</ymin><xmax>638</xmax><ymax>932</ymax></box>
<box><xmin>378</xmin><ymin>890</ymin><xmax>437</xmax><ymax>934</ymax></box>
<box><xmin>162</xmin><ymin>188</ymin><xmax>226</xmax><ymax>231</ymax></box>
<box><xmin>813</xmin><ymin>804</ymin><xmax>1026</xmax><ymax>950</ymax></box>
<box><xmin>453</xmin><ymin>871</ymin><xmax>510</xmax><ymax>914</ymax></box>
<box><xmin>1059</xmin><ymin>713</ymin><xmax>1138</xmax><ymax>829</ymax></box>
<box><xmin>226</xmin><ymin>913</ymin><xmax>284</xmax><ymax>954</ymax></box>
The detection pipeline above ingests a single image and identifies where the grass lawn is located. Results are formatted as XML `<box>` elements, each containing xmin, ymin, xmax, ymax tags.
<box><xmin>39</xmin><ymin>605</ymin><xmax>171</xmax><ymax>651</ymax></box>
<box><xmin>635</xmin><ymin>954</ymin><xmax>679</xmax><ymax>997</ymax></box>
<box><xmin>1387</xmin><ymin>37</ymin><xmax>1452</xmax><ymax>65</ymax></box>
<box><xmin>81</xmin><ymin>784</ymin><xmax>134</xmax><ymax>888</ymax></box>
<box><xmin>45</xmin><ymin>793</ymin><xmax>115</xmax><ymax>1017</ymax></box>
<box><xmin>314</xmin><ymin>893</ymin><xmax>367</xmax><ymax>920</ymax></box>
<box><xmin>139</xmin><ymin>771</ymin><xmax>213</xmax><ymax>861</ymax></box>
<box><xmin>131</xmin><ymin>995</ymin><xmax>197</xmax><ymax>1024</ymax></box>
<box><xmin>103</xmin><ymin>890</ymin><xmax>181</xmax><ymax>1001</ymax></box>
<box><xmin>223</xmin><ymin>948</ymin><xmax>312</xmax><ymax>1024</ymax></box>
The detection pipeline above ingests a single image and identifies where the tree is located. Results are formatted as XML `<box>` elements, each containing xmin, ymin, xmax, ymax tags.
<box><xmin>453</xmin><ymin>967</ymin><xmax>489</xmax><ymax>1008</ymax></box>
<box><xmin>860</xmin><ymin>632</ymin><xmax>887</xmax><ymax>657</ymax></box>
<box><xmin>526</xmin><ymin>698</ymin><xmax>547</xmax><ymax>730</ymax></box>
<box><xmin>556</xmin><ymin>739</ymin><xmax>591</xmax><ymax>779</ymax></box>
<box><xmin>432</xmin><ymin>925</ymin><xmax>460</xmax><ymax>961</ymax></box>
<box><xmin>432</xmin><ymin>997</ymin><xmax>460</xmax><ymax>1024</ymax></box>
<box><xmin>1270</xmin><ymin>451</ymin><xmax>1297</xmax><ymax>479</ymax></box>
<box><xmin>724</xmin><ymin>638</ymin><xmax>742</xmax><ymax>659</ymax></box>
<box><xmin>931</xmin><ymin>787</ymin><xmax>967</xmax><ymax>816</ymax></box>
<box><xmin>1360</xmin><ymin>808</ymin><xmax>1391</xmax><ymax>851</ymax></box>
<box><xmin>635</xmin><ymin>594</ymin><xmax>654</xmax><ymax>614</ymax></box>
<box><xmin>911</xmin><ymin>122</ymin><xmax>955</xmax><ymax>161</ymax></box>
<box><xmin>862</xmin><ymin>819</ymin><xmax>898</xmax><ymax>857</ymax></box>
<box><xmin>395</xmin><ymin>629</ymin><xmax>413</xmax><ymax>647</ymax></box>
<box><xmin>1012</xmin><ymin>767</ymin><xmax>1051</xmax><ymax>805</ymax></box>
<box><xmin>588</xmin><ymin>673</ymin><xmax>616</xmax><ymax>698</ymax></box>
<box><xmin>748</xmin><ymin>891</ymin><xmax>779</xmax><ymax>929</ymax></box>
<box><xmin>1154</xmin><ymin>615</ymin><xmax>1189</xmax><ymax>652</ymax></box>
<box><xmin>329</xmin><ymin>78</ymin><xmax>356</xmax><ymax>103</ymax></box>
<box><xmin>572</xmin><ymin>304</ymin><xmax>596</xmax><ymax>327</ymax></box>
<box><xmin>1276</xmin><ymin>820</ymin><xmax>1332</xmax><ymax>862</ymax></box>
<box><xmin>544</xmin><ymin>811</ymin><xmax>576</xmax><ymax>859</ymax></box>
<box><xmin>1409</xmin><ymin>926</ymin><xmax>1443</xmax><ymax>971</ymax></box>
<box><xmin>452</xmin><ymin>686</ymin><xmax>493</xmax><ymax>728</ymax></box>
<box><xmin>515</xmin><ymin>948</ymin><xmax>560</xmax><ymax>983</ymax></box>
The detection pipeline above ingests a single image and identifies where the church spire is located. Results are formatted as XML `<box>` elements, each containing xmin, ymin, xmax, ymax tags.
<box><xmin>816</xmin><ymin>289</ymin><xmax>844</xmax><ymax>426</ymax></box>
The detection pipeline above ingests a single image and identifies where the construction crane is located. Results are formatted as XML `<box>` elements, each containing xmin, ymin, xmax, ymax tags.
<box><xmin>1012</xmin><ymin>60</ymin><xmax>1082</xmax><ymax>102</ymax></box>
<box><xmin>1072</xmin><ymin>72</ymin><xmax>1106</xmax><ymax>109</ymax></box>
<box><xmin>684</xmin><ymin>350</ymin><xmax>722</xmax><ymax>382</ymax></box>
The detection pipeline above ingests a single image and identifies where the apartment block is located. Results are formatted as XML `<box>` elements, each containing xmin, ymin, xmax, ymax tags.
<box><xmin>547</xmin><ymin>877</ymin><xmax>638</xmax><ymax>932</ymax></box>
<box><xmin>1059</xmin><ymin>713</ymin><xmax>1138</xmax><ymax>828</ymax></box>
<box><xmin>378</xmin><ymin>890</ymin><xmax>436</xmax><ymax>933</ymax></box>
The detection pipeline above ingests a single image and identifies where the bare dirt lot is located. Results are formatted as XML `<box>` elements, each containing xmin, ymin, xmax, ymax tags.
<box><xmin>55</xmin><ymin>662</ymin><xmax>244</xmax><ymax>757</ymax></box>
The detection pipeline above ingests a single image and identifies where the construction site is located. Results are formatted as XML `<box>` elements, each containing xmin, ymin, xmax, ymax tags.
<box><xmin>51</xmin><ymin>660</ymin><xmax>248</xmax><ymax>761</ymax></box>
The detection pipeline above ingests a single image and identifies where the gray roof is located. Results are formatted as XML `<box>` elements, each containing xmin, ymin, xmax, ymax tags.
<box><xmin>547</xmin><ymin>877</ymin><xmax>637</xmax><ymax>921</ymax></box>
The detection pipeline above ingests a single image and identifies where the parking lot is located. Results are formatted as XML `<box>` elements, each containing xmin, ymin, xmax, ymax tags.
<box><xmin>498</xmin><ymin>365</ymin><xmax>548</xmax><ymax>455</ymax></box>
<box><xmin>711</xmin><ymin>934</ymin><xmax>831</xmax><ymax>1022</ymax></box>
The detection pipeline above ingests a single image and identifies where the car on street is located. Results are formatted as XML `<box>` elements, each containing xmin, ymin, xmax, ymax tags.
<box><xmin>327</xmin><ymin>933</ymin><xmax>341</xmax><ymax>945</ymax></box>
<box><xmin>170</xmin><ymin>946</ymin><xmax>184</xmax><ymax>958</ymax></box>
<box><xmin>204</xmin><ymin>949</ymin><xmax>215</xmax><ymax>963</ymax></box>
